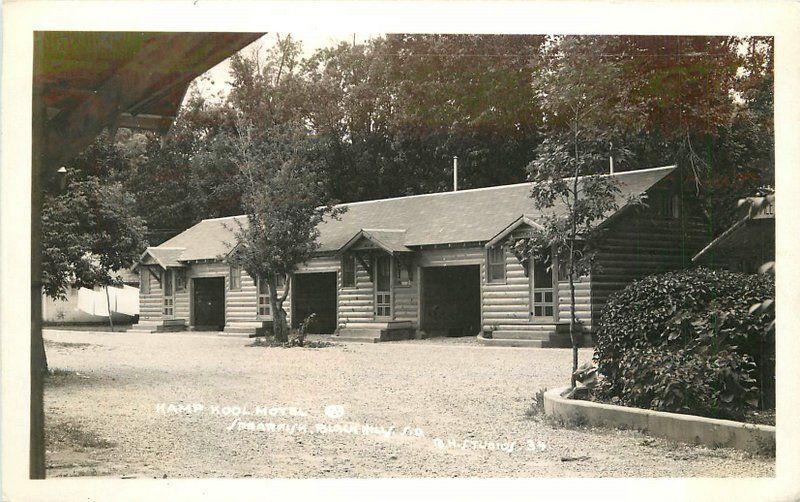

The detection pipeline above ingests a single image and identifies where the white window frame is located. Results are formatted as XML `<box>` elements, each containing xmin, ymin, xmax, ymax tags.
<box><xmin>395</xmin><ymin>256</ymin><xmax>413</xmax><ymax>287</ymax></box>
<box><xmin>487</xmin><ymin>245</ymin><xmax>506</xmax><ymax>284</ymax></box>
<box><xmin>530</xmin><ymin>256</ymin><xmax>556</xmax><ymax>322</ymax></box>
<box><xmin>229</xmin><ymin>264</ymin><xmax>241</xmax><ymax>291</ymax></box>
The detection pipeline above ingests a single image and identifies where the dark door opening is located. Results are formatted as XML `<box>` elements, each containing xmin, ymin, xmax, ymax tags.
<box><xmin>292</xmin><ymin>272</ymin><xmax>337</xmax><ymax>334</ymax></box>
<box><xmin>193</xmin><ymin>277</ymin><xmax>225</xmax><ymax>330</ymax></box>
<box><xmin>421</xmin><ymin>265</ymin><xmax>481</xmax><ymax>337</ymax></box>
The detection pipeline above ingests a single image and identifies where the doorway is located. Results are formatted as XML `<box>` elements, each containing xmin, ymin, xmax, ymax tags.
<box><xmin>192</xmin><ymin>277</ymin><xmax>225</xmax><ymax>330</ymax></box>
<box><xmin>291</xmin><ymin>272</ymin><xmax>337</xmax><ymax>334</ymax></box>
<box><xmin>421</xmin><ymin>265</ymin><xmax>481</xmax><ymax>337</ymax></box>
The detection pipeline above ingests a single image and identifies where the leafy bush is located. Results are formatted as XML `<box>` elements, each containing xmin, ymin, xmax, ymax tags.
<box><xmin>593</xmin><ymin>267</ymin><xmax>774</xmax><ymax>420</ymax></box>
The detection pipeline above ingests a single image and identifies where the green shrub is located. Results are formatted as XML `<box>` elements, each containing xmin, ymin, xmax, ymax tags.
<box><xmin>593</xmin><ymin>267</ymin><xmax>774</xmax><ymax>420</ymax></box>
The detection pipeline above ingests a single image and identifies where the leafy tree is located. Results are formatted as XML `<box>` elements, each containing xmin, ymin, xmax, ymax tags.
<box><xmin>301</xmin><ymin>34</ymin><xmax>544</xmax><ymax>201</ymax></box>
<box><xmin>514</xmin><ymin>36</ymin><xmax>643</xmax><ymax>387</ymax></box>
<box><xmin>115</xmin><ymin>92</ymin><xmax>242</xmax><ymax>241</ymax></box>
<box><xmin>41</xmin><ymin>175</ymin><xmax>147</xmax><ymax>299</ymax></box>
<box><xmin>222</xmin><ymin>38</ymin><xmax>342</xmax><ymax>343</ymax></box>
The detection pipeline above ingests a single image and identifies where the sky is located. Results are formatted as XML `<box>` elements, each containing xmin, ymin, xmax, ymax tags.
<box><xmin>192</xmin><ymin>32</ymin><xmax>382</xmax><ymax>101</ymax></box>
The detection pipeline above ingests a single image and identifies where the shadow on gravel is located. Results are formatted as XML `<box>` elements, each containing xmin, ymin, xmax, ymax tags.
<box><xmin>44</xmin><ymin>340</ymin><xmax>100</xmax><ymax>350</ymax></box>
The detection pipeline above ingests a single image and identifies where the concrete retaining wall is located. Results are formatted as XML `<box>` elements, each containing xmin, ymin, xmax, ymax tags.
<box><xmin>544</xmin><ymin>387</ymin><xmax>775</xmax><ymax>455</ymax></box>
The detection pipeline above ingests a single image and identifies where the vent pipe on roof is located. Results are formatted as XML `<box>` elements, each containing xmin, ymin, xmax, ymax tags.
<box><xmin>453</xmin><ymin>156</ymin><xmax>459</xmax><ymax>191</ymax></box>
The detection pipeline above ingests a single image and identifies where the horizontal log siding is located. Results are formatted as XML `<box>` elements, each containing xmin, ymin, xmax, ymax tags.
<box><xmin>591</xmin><ymin>202</ymin><xmax>709</xmax><ymax>329</ymax></box>
<box><xmin>138</xmin><ymin>270</ymin><xmax>163</xmax><ymax>322</ymax></box>
<box><xmin>556</xmin><ymin>275</ymin><xmax>592</xmax><ymax>332</ymax></box>
<box><xmin>173</xmin><ymin>282</ymin><xmax>190</xmax><ymax>320</ymax></box>
<box><xmin>480</xmin><ymin>226</ymin><xmax>593</xmax><ymax>334</ymax></box>
<box><xmin>393</xmin><ymin>284</ymin><xmax>418</xmax><ymax>323</ymax></box>
<box><xmin>338</xmin><ymin>259</ymin><xmax>373</xmax><ymax>327</ymax></box>
<box><xmin>183</xmin><ymin>261</ymin><xmax>291</xmax><ymax>328</ymax></box>
<box><xmin>482</xmin><ymin>249</ymin><xmax>529</xmax><ymax>331</ymax></box>
<box><xmin>416</xmin><ymin>247</ymin><xmax>484</xmax><ymax>268</ymax></box>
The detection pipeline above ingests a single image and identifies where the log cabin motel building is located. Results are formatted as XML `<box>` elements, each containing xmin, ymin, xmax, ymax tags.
<box><xmin>131</xmin><ymin>165</ymin><xmax>708</xmax><ymax>346</ymax></box>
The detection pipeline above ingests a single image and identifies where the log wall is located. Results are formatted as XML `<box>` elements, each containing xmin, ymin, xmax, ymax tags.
<box><xmin>591</xmin><ymin>187</ymin><xmax>710</xmax><ymax>329</ymax></box>
<box><xmin>138</xmin><ymin>268</ymin><xmax>163</xmax><ymax>322</ymax></box>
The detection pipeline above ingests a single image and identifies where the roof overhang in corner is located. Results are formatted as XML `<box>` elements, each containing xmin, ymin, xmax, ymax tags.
<box><xmin>692</xmin><ymin>214</ymin><xmax>774</xmax><ymax>263</ymax></box>
<box><xmin>485</xmin><ymin>215</ymin><xmax>544</xmax><ymax>249</ymax></box>
<box><xmin>337</xmin><ymin>229</ymin><xmax>413</xmax><ymax>256</ymax></box>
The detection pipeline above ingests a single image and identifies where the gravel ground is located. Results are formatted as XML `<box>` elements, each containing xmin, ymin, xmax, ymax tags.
<box><xmin>43</xmin><ymin>328</ymin><xmax>774</xmax><ymax>478</ymax></box>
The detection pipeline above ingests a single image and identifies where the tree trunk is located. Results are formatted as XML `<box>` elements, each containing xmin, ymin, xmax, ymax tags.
<box><xmin>268</xmin><ymin>273</ymin><xmax>291</xmax><ymax>343</ymax></box>
<box><xmin>568</xmin><ymin>245</ymin><xmax>578</xmax><ymax>388</ymax></box>
<box><xmin>105</xmin><ymin>286</ymin><xmax>115</xmax><ymax>332</ymax></box>
<box><xmin>569</xmin><ymin>112</ymin><xmax>581</xmax><ymax>388</ymax></box>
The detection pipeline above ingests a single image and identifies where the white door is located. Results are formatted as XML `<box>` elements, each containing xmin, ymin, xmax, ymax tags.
<box><xmin>374</xmin><ymin>255</ymin><xmax>392</xmax><ymax>318</ymax></box>
<box><xmin>530</xmin><ymin>258</ymin><xmax>555</xmax><ymax>321</ymax></box>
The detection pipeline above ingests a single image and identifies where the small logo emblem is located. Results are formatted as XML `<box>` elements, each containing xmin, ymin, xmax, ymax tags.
<box><xmin>324</xmin><ymin>404</ymin><xmax>345</xmax><ymax>419</ymax></box>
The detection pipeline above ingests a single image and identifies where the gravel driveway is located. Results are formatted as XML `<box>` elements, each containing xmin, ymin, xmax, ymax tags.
<box><xmin>43</xmin><ymin>328</ymin><xmax>774</xmax><ymax>478</ymax></box>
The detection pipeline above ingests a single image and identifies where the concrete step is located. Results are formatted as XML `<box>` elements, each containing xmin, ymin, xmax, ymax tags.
<box><xmin>476</xmin><ymin>335</ymin><xmax>549</xmax><ymax>348</ymax></box>
<box><xmin>491</xmin><ymin>330</ymin><xmax>556</xmax><ymax>341</ymax></box>
<box><xmin>333</xmin><ymin>335</ymin><xmax>379</xmax><ymax>343</ymax></box>
<box><xmin>128</xmin><ymin>324</ymin><xmax>158</xmax><ymax>333</ymax></box>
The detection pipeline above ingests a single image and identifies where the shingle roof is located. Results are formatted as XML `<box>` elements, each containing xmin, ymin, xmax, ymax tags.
<box><xmin>155</xmin><ymin>165</ymin><xmax>676</xmax><ymax>261</ymax></box>
<box><xmin>140</xmin><ymin>247</ymin><xmax>186</xmax><ymax>267</ymax></box>
<box><xmin>340</xmin><ymin>229</ymin><xmax>412</xmax><ymax>254</ymax></box>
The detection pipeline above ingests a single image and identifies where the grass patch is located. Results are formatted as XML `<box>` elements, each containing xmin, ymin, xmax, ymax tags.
<box><xmin>44</xmin><ymin>340</ymin><xmax>98</xmax><ymax>350</ymax></box>
<box><xmin>524</xmin><ymin>388</ymin><xmax>548</xmax><ymax>419</ymax></box>
<box><xmin>248</xmin><ymin>337</ymin><xmax>336</xmax><ymax>349</ymax></box>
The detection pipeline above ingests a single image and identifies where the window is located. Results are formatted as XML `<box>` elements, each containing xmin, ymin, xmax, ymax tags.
<box><xmin>531</xmin><ymin>258</ymin><xmax>555</xmax><ymax>319</ymax></box>
<box><xmin>162</xmin><ymin>270</ymin><xmax>174</xmax><ymax>317</ymax></box>
<box><xmin>395</xmin><ymin>257</ymin><xmax>413</xmax><ymax>286</ymax></box>
<box><xmin>654</xmin><ymin>191</ymin><xmax>681</xmax><ymax>219</ymax></box>
<box><xmin>141</xmin><ymin>268</ymin><xmax>150</xmax><ymax>294</ymax></box>
<box><xmin>557</xmin><ymin>258</ymin><xmax>569</xmax><ymax>282</ymax></box>
<box><xmin>276</xmin><ymin>273</ymin><xmax>285</xmax><ymax>288</ymax></box>
<box><xmin>487</xmin><ymin>246</ymin><xmax>506</xmax><ymax>283</ymax></box>
<box><xmin>257</xmin><ymin>276</ymin><xmax>271</xmax><ymax>317</ymax></box>
<box><xmin>175</xmin><ymin>269</ymin><xmax>186</xmax><ymax>291</ymax></box>
<box><xmin>341</xmin><ymin>254</ymin><xmax>356</xmax><ymax>287</ymax></box>
<box><xmin>229</xmin><ymin>264</ymin><xmax>241</xmax><ymax>291</ymax></box>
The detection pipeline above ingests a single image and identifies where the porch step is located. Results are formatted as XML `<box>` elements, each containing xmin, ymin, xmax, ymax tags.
<box><xmin>476</xmin><ymin>335</ymin><xmax>550</xmax><ymax>348</ymax></box>
<box><xmin>491</xmin><ymin>330</ymin><xmax>556</xmax><ymax>341</ymax></box>
<box><xmin>128</xmin><ymin>321</ymin><xmax>186</xmax><ymax>333</ymax></box>
<box><xmin>334</xmin><ymin>325</ymin><xmax>417</xmax><ymax>343</ymax></box>
<box><xmin>333</xmin><ymin>329</ymin><xmax>380</xmax><ymax>343</ymax></box>
<box><xmin>223</xmin><ymin>326</ymin><xmax>259</xmax><ymax>335</ymax></box>
<box><xmin>478</xmin><ymin>333</ymin><xmax>589</xmax><ymax>348</ymax></box>
<box><xmin>128</xmin><ymin>324</ymin><xmax>157</xmax><ymax>333</ymax></box>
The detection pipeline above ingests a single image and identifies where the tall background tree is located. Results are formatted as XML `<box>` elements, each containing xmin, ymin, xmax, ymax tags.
<box><xmin>81</xmin><ymin>34</ymin><xmax>772</xmax><ymax>259</ymax></box>
<box><xmin>222</xmin><ymin>37</ymin><xmax>341</xmax><ymax>343</ymax></box>
<box><xmin>514</xmin><ymin>35</ymin><xmax>644</xmax><ymax>386</ymax></box>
